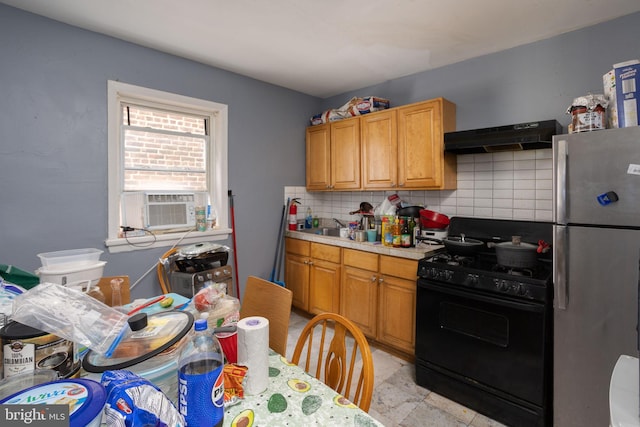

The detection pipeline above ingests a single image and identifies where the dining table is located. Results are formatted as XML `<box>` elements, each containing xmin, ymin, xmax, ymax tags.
<box><xmin>223</xmin><ymin>349</ymin><xmax>383</xmax><ymax>426</ymax></box>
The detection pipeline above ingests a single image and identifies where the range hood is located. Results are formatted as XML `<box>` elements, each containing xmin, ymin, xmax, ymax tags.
<box><xmin>444</xmin><ymin>120</ymin><xmax>563</xmax><ymax>154</ymax></box>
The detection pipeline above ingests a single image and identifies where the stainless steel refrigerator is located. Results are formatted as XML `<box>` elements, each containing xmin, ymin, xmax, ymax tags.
<box><xmin>553</xmin><ymin>126</ymin><xmax>640</xmax><ymax>426</ymax></box>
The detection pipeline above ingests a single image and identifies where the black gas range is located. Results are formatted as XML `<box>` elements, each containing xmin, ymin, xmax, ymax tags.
<box><xmin>415</xmin><ymin>217</ymin><xmax>553</xmax><ymax>427</ymax></box>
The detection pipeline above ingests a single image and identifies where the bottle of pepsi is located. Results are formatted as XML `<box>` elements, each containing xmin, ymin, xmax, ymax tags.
<box><xmin>178</xmin><ymin>318</ymin><xmax>225</xmax><ymax>427</ymax></box>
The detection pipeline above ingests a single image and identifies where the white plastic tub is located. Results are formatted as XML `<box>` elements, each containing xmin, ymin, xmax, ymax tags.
<box><xmin>37</xmin><ymin>248</ymin><xmax>103</xmax><ymax>270</ymax></box>
<box><xmin>36</xmin><ymin>261</ymin><xmax>106</xmax><ymax>286</ymax></box>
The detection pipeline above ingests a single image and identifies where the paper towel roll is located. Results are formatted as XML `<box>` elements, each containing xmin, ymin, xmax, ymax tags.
<box><xmin>236</xmin><ymin>316</ymin><xmax>269</xmax><ymax>395</ymax></box>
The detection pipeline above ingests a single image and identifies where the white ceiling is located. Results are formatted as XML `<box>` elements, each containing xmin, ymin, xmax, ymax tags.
<box><xmin>3</xmin><ymin>0</ymin><xmax>640</xmax><ymax>98</ymax></box>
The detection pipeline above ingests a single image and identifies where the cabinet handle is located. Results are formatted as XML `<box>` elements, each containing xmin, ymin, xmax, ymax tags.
<box><xmin>303</xmin><ymin>260</ymin><xmax>309</xmax><ymax>265</ymax></box>
<box><xmin>378</xmin><ymin>276</ymin><xmax>384</xmax><ymax>283</ymax></box>
<box><xmin>390</xmin><ymin>183</ymin><xmax>396</xmax><ymax>187</ymax></box>
<box><xmin>370</xmin><ymin>275</ymin><xmax>377</xmax><ymax>282</ymax></box>
<box><xmin>308</xmin><ymin>261</ymin><xmax>314</xmax><ymax>266</ymax></box>
<box><xmin>398</xmin><ymin>183</ymin><xmax>404</xmax><ymax>187</ymax></box>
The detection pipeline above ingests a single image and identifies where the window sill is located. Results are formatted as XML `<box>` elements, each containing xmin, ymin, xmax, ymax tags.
<box><xmin>105</xmin><ymin>228</ymin><xmax>232</xmax><ymax>253</ymax></box>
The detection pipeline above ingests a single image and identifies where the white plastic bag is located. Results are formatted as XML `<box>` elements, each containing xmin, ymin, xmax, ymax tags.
<box><xmin>10</xmin><ymin>282</ymin><xmax>129</xmax><ymax>355</ymax></box>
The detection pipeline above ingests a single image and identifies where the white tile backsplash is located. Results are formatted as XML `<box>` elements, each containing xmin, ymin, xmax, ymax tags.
<box><xmin>285</xmin><ymin>148</ymin><xmax>553</xmax><ymax>223</ymax></box>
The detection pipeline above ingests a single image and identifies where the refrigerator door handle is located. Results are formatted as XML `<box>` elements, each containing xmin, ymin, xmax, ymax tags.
<box><xmin>554</xmin><ymin>225</ymin><xmax>568</xmax><ymax>310</ymax></box>
<box><xmin>555</xmin><ymin>138</ymin><xmax>567</xmax><ymax>224</ymax></box>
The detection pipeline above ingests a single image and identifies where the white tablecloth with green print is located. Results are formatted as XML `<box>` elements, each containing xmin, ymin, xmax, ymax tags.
<box><xmin>223</xmin><ymin>351</ymin><xmax>382</xmax><ymax>427</ymax></box>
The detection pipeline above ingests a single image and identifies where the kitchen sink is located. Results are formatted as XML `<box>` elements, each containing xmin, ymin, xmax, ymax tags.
<box><xmin>298</xmin><ymin>227</ymin><xmax>341</xmax><ymax>237</ymax></box>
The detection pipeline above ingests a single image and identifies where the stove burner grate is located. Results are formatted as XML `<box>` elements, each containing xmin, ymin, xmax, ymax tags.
<box><xmin>492</xmin><ymin>264</ymin><xmax>534</xmax><ymax>278</ymax></box>
<box><xmin>431</xmin><ymin>253</ymin><xmax>476</xmax><ymax>266</ymax></box>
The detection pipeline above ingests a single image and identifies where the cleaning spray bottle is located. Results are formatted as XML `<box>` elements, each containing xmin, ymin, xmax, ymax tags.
<box><xmin>305</xmin><ymin>207</ymin><xmax>313</xmax><ymax>229</ymax></box>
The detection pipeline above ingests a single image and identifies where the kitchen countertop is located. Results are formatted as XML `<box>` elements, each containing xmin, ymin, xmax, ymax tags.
<box><xmin>285</xmin><ymin>230</ymin><xmax>442</xmax><ymax>260</ymax></box>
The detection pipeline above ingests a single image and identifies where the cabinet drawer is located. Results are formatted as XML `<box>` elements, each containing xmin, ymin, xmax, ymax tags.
<box><xmin>343</xmin><ymin>248</ymin><xmax>378</xmax><ymax>271</ymax></box>
<box><xmin>380</xmin><ymin>255</ymin><xmax>418</xmax><ymax>281</ymax></box>
<box><xmin>286</xmin><ymin>238</ymin><xmax>310</xmax><ymax>256</ymax></box>
<box><xmin>311</xmin><ymin>242</ymin><xmax>341</xmax><ymax>263</ymax></box>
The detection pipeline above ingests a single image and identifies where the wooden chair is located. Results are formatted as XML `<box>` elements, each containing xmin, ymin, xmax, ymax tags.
<box><xmin>157</xmin><ymin>247</ymin><xmax>178</xmax><ymax>294</ymax></box>
<box><xmin>291</xmin><ymin>312</ymin><xmax>374</xmax><ymax>412</ymax></box>
<box><xmin>96</xmin><ymin>275</ymin><xmax>131</xmax><ymax>306</ymax></box>
<box><xmin>239</xmin><ymin>276</ymin><xmax>293</xmax><ymax>356</ymax></box>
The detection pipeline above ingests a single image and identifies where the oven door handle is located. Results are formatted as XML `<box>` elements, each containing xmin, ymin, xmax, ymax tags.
<box><xmin>418</xmin><ymin>280</ymin><xmax>544</xmax><ymax>313</ymax></box>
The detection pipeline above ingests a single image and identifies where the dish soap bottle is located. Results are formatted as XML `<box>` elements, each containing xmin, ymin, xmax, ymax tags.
<box><xmin>305</xmin><ymin>207</ymin><xmax>313</xmax><ymax>229</ymax></box>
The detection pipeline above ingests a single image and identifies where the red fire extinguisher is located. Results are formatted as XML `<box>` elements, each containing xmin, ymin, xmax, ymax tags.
<box><xmin>288</xmin><ymin>198</ymin><xmax>300</xmax><ymax>231</ymax></box>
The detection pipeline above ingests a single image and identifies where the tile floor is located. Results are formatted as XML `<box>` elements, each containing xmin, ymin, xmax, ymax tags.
<box><xmin>285</xmin><ymin>310</ymin><xmax>507</xmax><ymax>427</ymax></box>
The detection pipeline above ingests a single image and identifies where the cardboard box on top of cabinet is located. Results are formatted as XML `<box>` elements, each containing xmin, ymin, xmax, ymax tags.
<box><xmin>614</xmin><ymin>60</ymin><xmax>640</xmax><ymax>128</ymax></box>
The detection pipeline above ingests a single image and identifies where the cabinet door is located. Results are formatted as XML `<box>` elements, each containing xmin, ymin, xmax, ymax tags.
<box><xmin>309</xmin><ymin>259</ymin><xmax>341</xmax><ymax>315</ymax></box>
<box><xmin>331</xmin><ymin>118</ymin><xmax>361</xmax><ymax>190</ymax></box>
<box><xmin>361</xmin><ymin>110</ymin><xmax>397</xmax><ymax>189</ymax></box>
<box><xmin>285</xmin><ymin>252</ymin><xmax>310</xmax><ymax>311</ymax></box>
<box><xmin>378</xmin><ymin>275</ymin><xmax>416</xmax><ymax>354</ymax></box>
<box><xmin>306</xmin><ymin>124</ymin><xmax>331</xmax><ymax>191</ymax></box>
<box><xmin>397</xmin><ymin>99</ymin><xmax>457</xmax><ymax>189</ymax></box>
<box><xmin>340</xmin><ymin>265</ymin><xmax>378</xmax><ymax>337</ymax></box>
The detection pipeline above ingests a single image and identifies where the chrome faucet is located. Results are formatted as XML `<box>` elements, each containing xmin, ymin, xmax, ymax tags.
<box><xmin>333</xmin><ymin>218</ymin><xmax>346</xmax><ymax>228</ymax></box>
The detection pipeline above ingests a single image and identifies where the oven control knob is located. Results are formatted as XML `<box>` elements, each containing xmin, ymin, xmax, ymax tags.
<box><xmin>515</xmin><ymin>284</ymin><xmax>526</xmax><ymax>295</ymax></box>
<box><xmin>442</xmin><ymin>270</ymin><xmax>453</xmax><ymax>281</ymax></box>
<box><xmin>465</xmin><ymin>274</ymin><xmax>479</xmax><ymax>286</ymax></box>
<box><xmin>214</xmin><ymin>271</ymin><xmax>222</xmax><ymax>277</ymax></box>
<box><xmin>496</xmin><ymin>280</ymin><xmax>508</xmax><ymax>291</ymax></box>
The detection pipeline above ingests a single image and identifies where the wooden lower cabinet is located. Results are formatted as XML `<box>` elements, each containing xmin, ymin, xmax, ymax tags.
<box><xmin>340</xmin><ymin>249</ymin><xmax>379</xmax><ymax>337</ymax></box>
<box><xmin>377</xmin><ymin>255</ymin><xmax>417</xmax><ymax>354</ymax></box>
<box><xmin>340</xmin><ymin>249</ymin><xmax>417</xmax><ymax>354</ymax></box>
<box><xmin>308</xmin><ymin>243</ymin><xmax>341</xmax><ymax>315</ymax></box>
<box><xmin>285</xmin><ymin>238</ymin><xmax>341</xmax><ymax>314</ymax></box>
<box><xmin>286</xmin><ymin>239</ymin><xmax>417</xmax><ymax>357</ymax></box>
<box><xmin>285</xmin><ymin>238</ymin><xmax>311</xmax><ymax>311</ymax></box>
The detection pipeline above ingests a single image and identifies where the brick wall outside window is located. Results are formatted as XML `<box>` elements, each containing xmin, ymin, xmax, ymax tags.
<box><xmin>123</xmin><ymin>106</ymin><xmax>207</xmax><ymax>191</ymax></box>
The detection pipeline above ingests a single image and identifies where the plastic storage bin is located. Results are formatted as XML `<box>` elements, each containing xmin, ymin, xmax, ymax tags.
<box><xmin>37</xmin><ymin>248</ymin><xmax>103</xmax><ymax>269</ymax></box>
<box><xmin>36</xmin><ymin>261</ymin><xmax>106</xmax><ymax>286</ymax></box>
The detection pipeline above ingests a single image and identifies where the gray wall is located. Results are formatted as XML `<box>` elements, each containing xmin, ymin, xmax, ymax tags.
<box><xmin>0</xmin><ymin>5</ymin><xmax>319</xmax><ymax>299</ymax></box>
<box><xmin>1</xmin><ymin>5</ymin><xmax>639</xmax><ymax>300</ymax></box>
<box><xmin>322</xmin><ymin>12</ymin><xmax>640</xmax><ymax>133</ymax></box>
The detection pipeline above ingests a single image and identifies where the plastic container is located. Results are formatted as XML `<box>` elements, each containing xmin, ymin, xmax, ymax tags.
<box><xmin>178</xmin><ymin>318</ymin><xmax>225</xmax><ymax>427</ymax></box>
<box><xmin>82</xmin><ymin>310</ymin><xmax>194</xmax><ymax>403</ymax></box>
<box><xmin>37</xmin><ymin>248</ymin><xmax>103</xmax><ymax>269</ymax></box>
<box><xmin>0</xmin><ymin>378</ymin><xmax>107</xmax><ymax>427</ymax></box>
<box><xmin>36</xmin><ymin>261</ymin><xmax>106</xmax><ymax>286</ymax></box>
<box><xmin>0</xmin><ymin>320</ymin><xmax>81</xmax><ymax>379</ymax></box>
<box><xmin>0</xmin><ymin>369</ymin><xmax>58</xmax><ymax>400</ymax></box>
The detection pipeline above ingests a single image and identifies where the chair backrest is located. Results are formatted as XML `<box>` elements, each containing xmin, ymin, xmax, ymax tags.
<box><xmin>291</xmin><ymin>312</ymin><xmax>374</xmax><ymax>412</ymax></box>
<box><xmin>239</xmin><ymin>276</ymin><xmax>293</xmax><ymax>356</ymax></box>
<box><xmin>156</xmin><ymin>248</ymin><xmax>178</xmax><ymax>294</ymax></box>
<box><xmin>96</xmin><ymin>275</ymin><xmax>131</xmax><ymax>306</ymax></box>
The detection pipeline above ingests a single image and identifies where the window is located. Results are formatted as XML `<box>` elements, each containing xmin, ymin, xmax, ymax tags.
<box><xmin>106</xmin><ymin>81</ymin><xmax>229</xmax><ymax>253</ymax></box>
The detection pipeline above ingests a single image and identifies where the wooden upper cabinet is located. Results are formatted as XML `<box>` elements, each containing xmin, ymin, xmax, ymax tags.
<box><xmin>361</xmin><ymin>109</ymin><xmax>398</xmax><ymax>189</ymax></box>
<box><xmin>331</xmin><ymin>118</ymin><xmax>361</xmax><ymax>190</ymax></box>
<box><xmin>397</xmin><ymin>98</ymin><xmax>457</xmax><ymax>190</ymax></box>
<box><xmin>306</xmin><ymin>97</ymin><xmax>456</xmax><ymax>191</ymax></box>
<box><xmin>306</xmin><ymin>123</ymin><xmax>331</xmax><ymax>191</ymax></box>
<box><xmin>306</xmin><ymin>118</ymin><xmax>360</xmax><ymax>191</ymax></box>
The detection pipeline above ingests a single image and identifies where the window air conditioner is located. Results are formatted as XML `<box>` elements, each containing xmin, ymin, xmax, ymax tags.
<box><xmin>122</xmin><ymin>192</ymin><xmax>207</xmax><ymax>230</ymax></box>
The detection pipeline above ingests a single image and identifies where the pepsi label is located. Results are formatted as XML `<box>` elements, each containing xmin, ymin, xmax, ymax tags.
<box><xmin>178</xmin><ymin>362</ymin><xmax>224</xmax><ymax>427</ymax></box>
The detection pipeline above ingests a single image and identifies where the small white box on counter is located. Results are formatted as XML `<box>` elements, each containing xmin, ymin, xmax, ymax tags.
<box><xmin>614</xmin><ymin>60</ymin><xmax>640</xmax><ymax>128</ymax></box>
